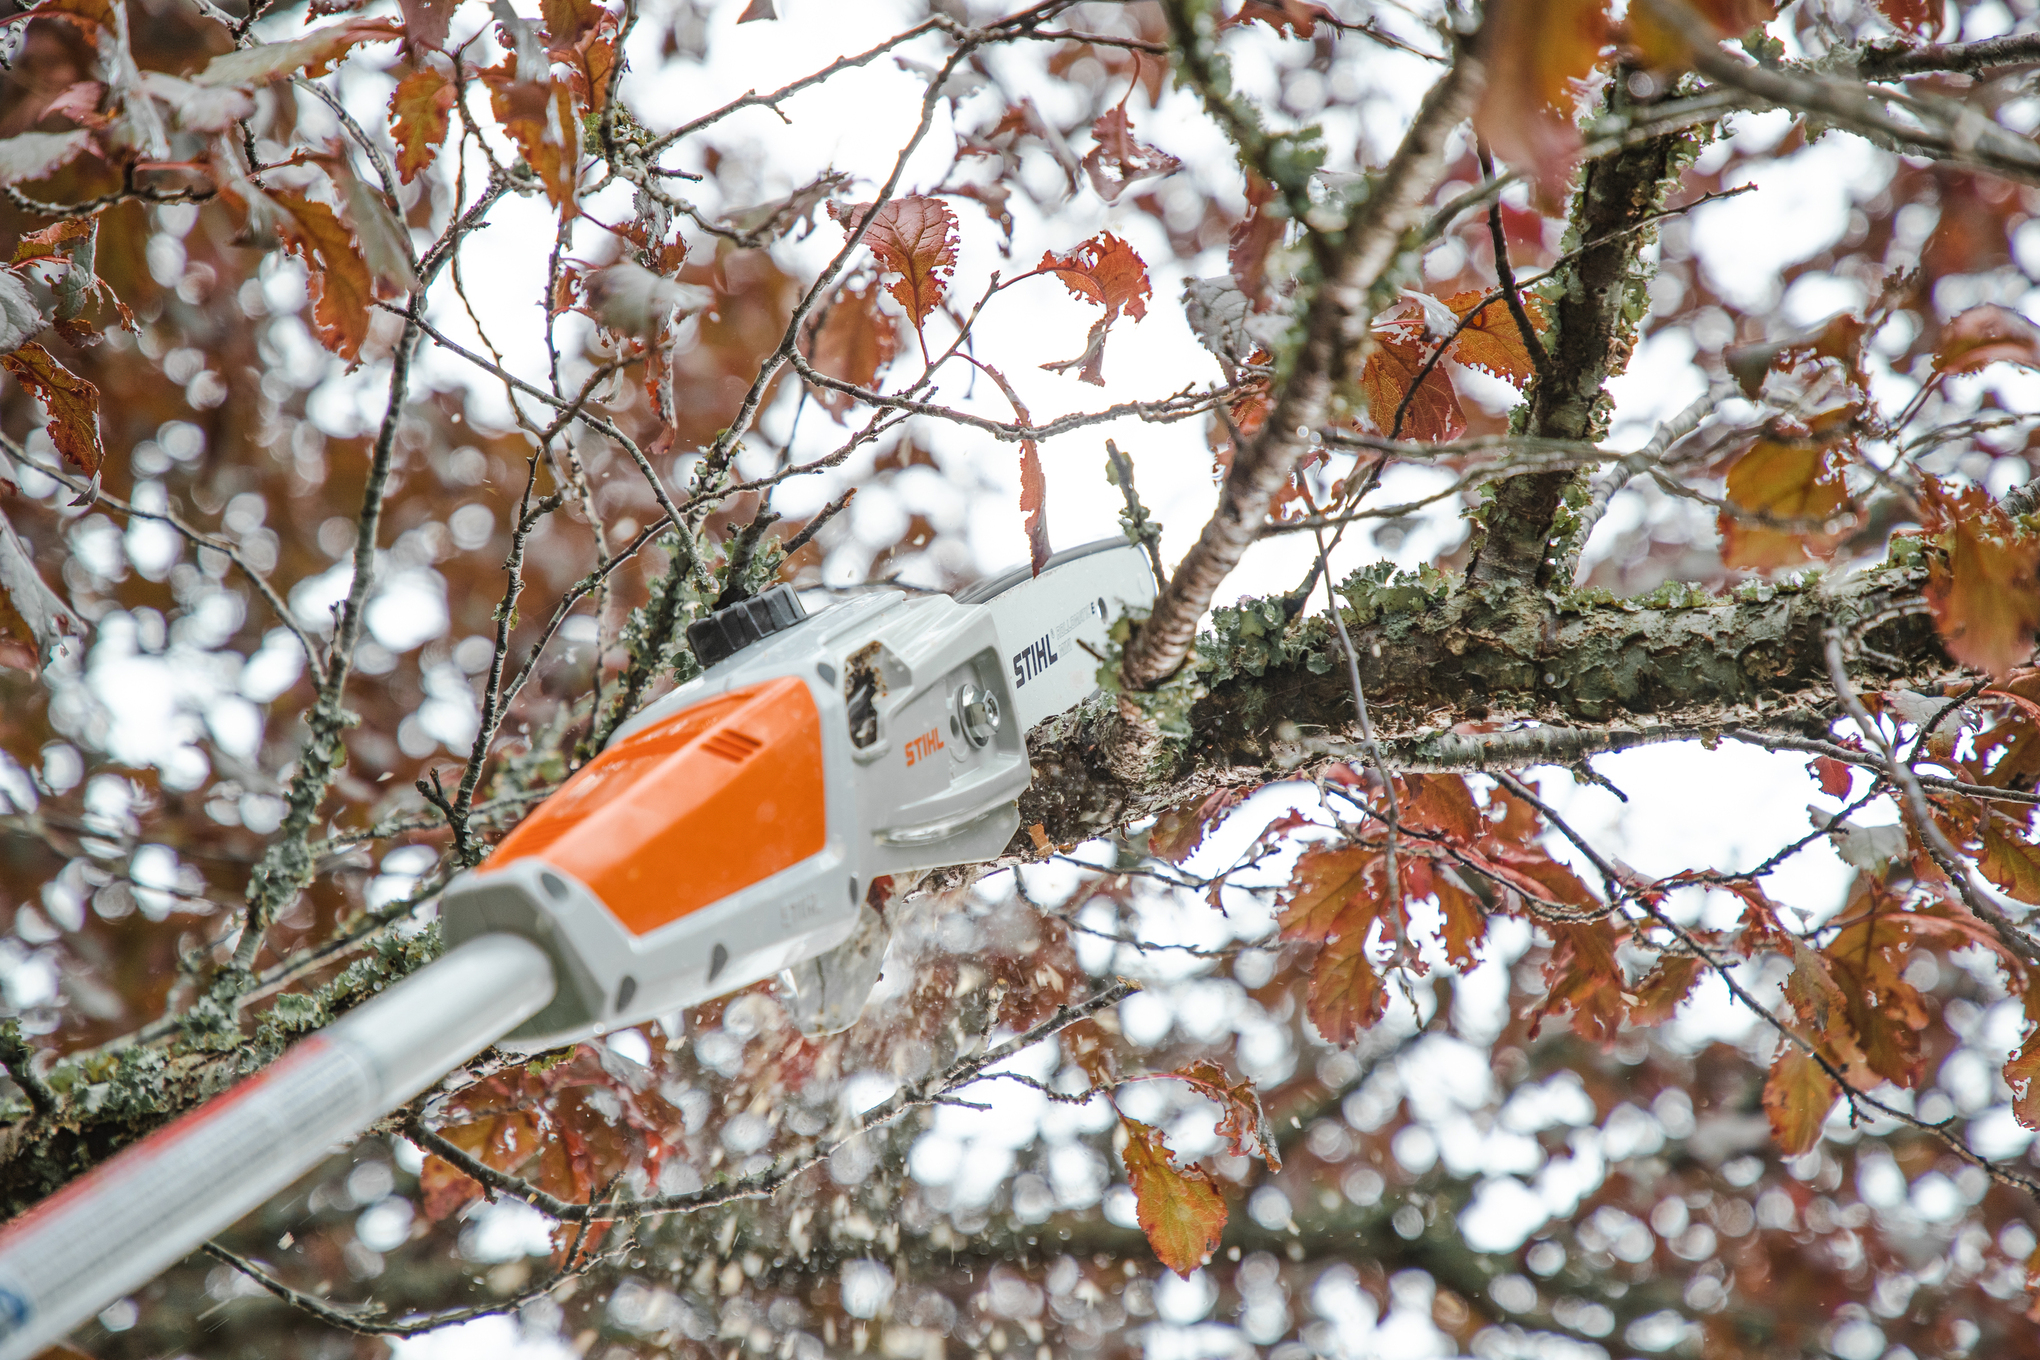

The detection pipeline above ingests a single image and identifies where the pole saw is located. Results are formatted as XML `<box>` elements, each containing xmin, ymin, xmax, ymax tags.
<box><xmin>0</xmin><ymin>537</ymin><xmax>1157</xmax><ymax>1359</ymax></box>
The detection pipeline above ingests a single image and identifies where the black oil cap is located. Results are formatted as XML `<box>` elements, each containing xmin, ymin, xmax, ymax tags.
<box><xmin>686</xmin><ymin>584</ymin><xmax>807</xmax><ymax>668</ymax></box>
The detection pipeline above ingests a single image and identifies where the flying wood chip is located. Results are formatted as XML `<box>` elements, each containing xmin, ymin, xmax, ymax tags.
<box><xmin>1118</xmin><ymin>1117</ymin><xmax>1226</xmax><ymax>1277</ymax></box>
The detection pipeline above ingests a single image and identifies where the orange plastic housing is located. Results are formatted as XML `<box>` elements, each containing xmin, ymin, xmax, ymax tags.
<box><xmin>484</xmin><ymin>676</ymin><xmax>827</xmax><ymax>935</ymax></box>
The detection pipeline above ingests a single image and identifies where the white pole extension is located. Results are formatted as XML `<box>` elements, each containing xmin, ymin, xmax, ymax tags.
<box><xmin>0</xmin><ymin>932</ymin><xmax>557</xmax><ymax>1360</ymax></box>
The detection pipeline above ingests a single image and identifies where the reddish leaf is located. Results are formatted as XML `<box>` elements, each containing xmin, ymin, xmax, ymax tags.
<box><xmin>1627</xmin><ymin>0</ymin><xmax>1776</xmax><ymax>68</ymax></box>
<box><xmin>1278</xmin><ymin>843</ymin><xmax>1389</xmax><ymax>946</ymax></box>
<box><xmin>736</xmin><ymin>0</ymin><xmax>775</xmax><ymax>18</ymax></box>
<box><xmin>1764</xmin><ymin>1046</ymin><xmax>1839</xmax><ymax>1156</ymax></box>
<box><xmin>1119</xmin><ymin>1117</ymin><xmax>1226</xmax><ymax>1277</ymax></box>
<box><xmin>1919</xmin><ymin>477</ymin><xmax>2040</xmax><ymax>679</ymax></box>
<box><xmin>0</xmin><ymin>130</ymin><xmax>94</xmax><ymax>187</ymax></box>
<box><xmin>969</xmin><ymin>360</ymin><xmax>1050</xmax><ymax>575</ymax></box>
<box><xmin>1229</xmin><ymin>173</ymin><xmax>1284</xmax><ymax>311</ymax></box>
<box><xmin>1220</xmin><ymin>0</ymin><xmax>1339</xmax><ymax>36</ymax></box>
<box><xmin>806</xmin><ymin>281</ymin><xmax>899</xmax><ymax>419</ymax></box>
<box><xmin>1873</xmin><ymin>0</ymin><xmax>1942</xmax><ymax>38</ymax></box>
<box><xmin>1980</xmin><ymin>812</ymin><xmax>2040</xmax><ymax>904</ymax></box>
<box><xmin>1529</xmin><ymin>920</ymin><xmax>1627</xmax><ymax>1044</ymax></box>
<box><xmin>829</xmin><ymin>197</ymin><xmax>958</xmax><ymax>355</ymax></box>
<box><xmin>1306</xmin><ymin>931</ymin><xmax>1387</xmax><ymax>1044</ymax></box>
<box><xmin>2009</xmin><ymin>1035</ymin><xmax>2040</xmax><ymax>1130</ymax></box>
<box><xmin>1628</xmin><ymin>954</ymin><xmax>1703</xmax><ymax>1026</ymax></box>
<box><xmin>1360</xmin><ymin>332</ymin><xmax>1465</xmax><ymax>441</ymax></box>
<box><xmin>1810</xmin><ymin>756</ymin><xmax>1854</xmax><ymax>797</ymax></box>
<box><xmin>1439</xmin><ymin>289</ymin><xmax>1547</xmax><ymax>386</ymax></box>
<box><xmin>1473</xmin><ymin>0</ymin><xmax>1611</xmax><ymax>189</ymax></box>
<box><xmin>484</xmin><ymin>63</ymin><xmax>581</xmax><ymax>210</ymax></box>
<box><xmin>1082</xmin><ymin>105</ymin><xmax>1181</xmax><ymax>203</ymax></box>
<box><xmin>194</xmin><ymin>17</ymin><xmax>404</xmax><ymax>86</ymax></box>
<box><xmin>1435</xmin><ymin>873</ymin><xmax>1488</xmax><ymax>970</ymax></box>
<box><xmin>0</xmin><ymin>342</ymin><xmax>102</xmax><ymax>475</ymax></box>
<box><xmin>1148</xmin><ymin>789</ymin><xmax>1242</xmax><ymax>864</ymax></box>
<box><xmin>1176</xmin><ymin>1059</ymin><xmax>1279</xmax><ymax>1169</ymax></box>
<box><xmin>398</xmin><ymin>0</ymin><xmax>455</xmax><ymax>50</ymax></box>
<box><xmin>944</xmin><ymin>181</ymin><xmax>1013</xmax><ymax>247</ymax></box>
<box><xmin>1935</xmin><ymin>303</ymin><xmax>2040</xmax><ymax>374</ymax></box>
<box><xmin>1037</xmin><ymin>233</ymin><xmax>1152</xmax><ymax>386</ymax></box>
<box><xmin>390</xmin><ymin>66</ymin><xmax>455</xmax><ymax>183</ymax></box>
<box><xmin>0</xmin><ymin>503</ymin><xmax>80</xmax><ymax>673</ymax></box>
<box><xmin>1718</xmin><ymin>437</ymin><xmax>1848</xmax><ymax>571</ymax></box>
<box><xmin>271</xmin><ymin>192</ymin><xmax>375</xmax><ymax>362</ymax></box>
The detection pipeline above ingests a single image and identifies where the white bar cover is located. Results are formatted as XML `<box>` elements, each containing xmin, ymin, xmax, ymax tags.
<box><xmin>0</xmin><ymin>932</ymin><xmax>555</xmax><ymax>1360</ymax></box>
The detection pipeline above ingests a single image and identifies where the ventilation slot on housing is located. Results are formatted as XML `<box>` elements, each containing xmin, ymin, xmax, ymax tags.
<box><xmin>701</xmin><ymin>728</ymin><xmax>764</xmax><ymax>762</ymax></box>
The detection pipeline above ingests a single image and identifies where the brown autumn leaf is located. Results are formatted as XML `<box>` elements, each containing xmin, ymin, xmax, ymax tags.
<box><xmin>1147</xmin><ymin>788</ymin><xmax>1241</xmax><ymax>864</ymax></box>
<box><xmin>1473</xmin><ymin>0</ymin><xmax>1611</xmax><ymax>190</ymax></box>
<box><xmin>1810</xmin><ymin>755</ymin><xmax>1854</xmax><ymax>797</ymax></box>
<box><xmin>1359</xmin><ymin>330</ymin><xmax>1465</xmax><ymax>441</ymax></box>
<box><xmin>1118</xmin><ymin>1116</ymin><xmax>1226</xmax><ymax>1277</ymax></box>
<box><xmin>1082</xmin><ymin>104</ymin><xmax>1181</xmax><ymax>203</ymax></box>
<box><xmin>1626</xmin><ymin>0</ymin><xmax>1775</xmax><ymax>69</ymax></box>
<box><xmin>1717</xmin><ymin>437</ymin><xmax>1848</xmax><ymax>571</ymax></box>
<box><xmin>829</xmin><ymin>197</ymin><xmax>958</xmax><ymax>358</ymax></box>
<box><xmin>1439</xmin><ymin>289</ymin><xmax>1547</xmax><ymax>387</ymax></box>
<box><xmin>806</xmin><ymin>281</ymin><xmax>899</xmax><ymax>419</ymax></box>
<box><xmin>1220</xmin><ymin>0</ymin><xmax>1341</xmax><ymax>36</ymax></box>
<box><xmin>0</xmin><ymin>341</ymin><xmax>102</xmax><ymax>475</ymax></box>
<box><xmin>1530</xmin><ymin>920</ymin><xmax>1629</xmax><ymax>1044</ymax></box>
<box><xmin>193</xmin><ymin>16</ymin><xmax>404</xmax><ymax>86</ymax></box>
<box><xmin>1978</xmin><ymin>811</ymin><xmax>2040</xmax><ymax>903</ymax></box>
<box><xmin>1306</xmin><ymin>930</ymin><xmax>1387</xmax><ymax>1044</ymax></box>
<box><xmin>1935</xmin><ymin>303</ymin><xmax>2040</xmax><ymax>375</ymax></box>
<box><xmin>1873</xmin><ymin>0</ymin><xmax>1942</xmax><ymax>38</ymax></box>
<box><xmin>270</xmin><ymin>192</ymin><xmax>376</xmax><ymax>362</ymax></box>
<box><xmin>2008</xmin><ymin>1034</ymin><xmax>2040</xmax><ymax>1130</ymax></box>
<box><xmin>0</xmin><ymin>503</ymin><xmax>80</xmax><ymax>673</ymax></box>
<box><xmin>1918</xmin><ymin>477</ymin><xmax>2040</xmax><ymax>680</ymax></box>
<box><xmin>970</xmin><ymin>360</ymin><xmax>1050</xmax><ymax>574</ymax></box>
<box><xmin>397</xmin><ymin>0</ymin><xmax>455</xmax><ymax>50</ymax></box>
<box><xmin>485</xmin><ymin>63</ymin><xmax>581</xmax><ymax>210</ymax></box>
<box><xmin>1628</xmin><ymin>954</ymin><xmax>1704</xmax><ymax>1027</ymax></box>
<box><xmin>0</xmin><ymin>130</ymin><xmax>95</xmax><ymax>187</ymax></box>
<box><xmin>1037</xmin><ymin>232</ymin><xmax>1152</xmax><ymax>386</ymax></box>
<box><xmin>1764</xmin><ymin>1045</ymin><xmax>1839</xmax><ymax>1156</ymax></box>
<box><xmin>390</xmin><ymin>66</ymin><xmax>456</xmax><ymax>183</ymax></box>
<box><xmin>1176</xmin><ymin>1058</ymin><xmax>1280</xmax><ymax>1170</ymax></box>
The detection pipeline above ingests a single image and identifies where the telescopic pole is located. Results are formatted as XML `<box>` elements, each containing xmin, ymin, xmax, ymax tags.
<box><xmin>0</xmin><ymin>932</ymin><xmax>557</xmax><ymax>1360</ymax></box>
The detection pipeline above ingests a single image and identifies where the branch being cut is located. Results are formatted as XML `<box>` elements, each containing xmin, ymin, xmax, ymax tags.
<box><xmin>1119</xmin><ymin>48</ymin><xmax>1486</xmax><ymax>692</ymax></box>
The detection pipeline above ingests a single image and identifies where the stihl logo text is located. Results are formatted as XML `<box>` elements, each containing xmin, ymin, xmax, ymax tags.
<box><xmin>1011</xmin><ymin>633</ymin><xmax>1059</xmax><ymax>688</ymax></box>
<box><xmin>905</xmin><ymin>729</ymin><xmax>945</xmax><ymax>766</ymax></box>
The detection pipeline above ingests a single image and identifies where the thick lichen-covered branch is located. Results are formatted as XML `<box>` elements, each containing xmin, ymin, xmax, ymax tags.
<box><xmin>1465</xmin><ymin>89</ymin><xmax>1698</xmax><ymax>593</ymax></box>
<box><xmin>1018</xmin><ymin>560</ymin><xmax>1948</xmax><ymax>850</ymax></box>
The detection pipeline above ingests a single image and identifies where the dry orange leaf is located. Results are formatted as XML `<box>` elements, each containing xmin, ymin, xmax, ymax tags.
<box><xmin>271</xmin><ymin>192</ymin><xmax>375</xmax><ymax>362</ymax></box>
<box><xmin>389</xmin><ymin>66</ymin><xmax>455</xmax><ymax>184</ymax></box>
<box><xmin>1081</xmin><ymin>105</ymin><xmax>1180</xmax><ymax>203</ymax></box>
<box><xmin>1439</xmin><ymin>289</ymin><xmax>1547</xmax><ymax>386</ymax></box>
<box><xmin>0</xmin><ymin>342</ymin><xmax>101</xmax><ymax>476</ymax></box>
<box><xmin>1717</xmin><ymin>437</ymin><xmax>1848</xmax><ymax>571</ymax></box>
<box><xmin>1935</xmin><ymin>303</ymin><xmax>2040</xmax><ymax>375</ymax></box>
<box><xmin>1764</xmin><ymin>1046</ymin><xmax>1840</xmax><ymax>1156</ymax></box>
<box><xmin>1119</xmin><ymin>1116</ymin><xmax>1226</xmax><ymax>1277</ymax></box>
<box><xmin>1473</xmin><ymin>0</ymin><xmax>1612</xmax><ymax>189</ymax></box>
<box><xmin>807</xmin><ymin>280</ymin><xmax>899</xmax><ymax>419</ymax></box>
<box><xmin>1919</xmin><ymin>477</ymin><xmax>2040</xmax><ymax>680</ymax></box>
<box><xmin>1359</xmin><ymin>331</ymin><xmax>1465</xmax><ymax>442</ymax></box>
